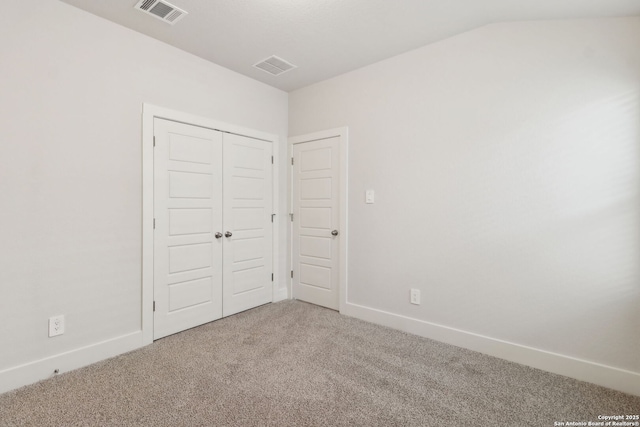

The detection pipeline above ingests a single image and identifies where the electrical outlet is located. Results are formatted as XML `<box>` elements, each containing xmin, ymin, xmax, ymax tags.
<box><xmin>49</xmin><ymin>315</ymin><xmax>65</xmax><ymax>337</ymax></box>
<box><xmin>365</xmin><ymin>190</ymin><xmax>375</xmax><ymax>204</ymax></box>
<box><xmin>410</xmin><ymin>289</ymin><xmax>421</xmax><ymax>305</ymax></box>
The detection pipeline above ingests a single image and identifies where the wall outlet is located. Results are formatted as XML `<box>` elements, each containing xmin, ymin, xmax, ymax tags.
<box><xmin>410</xmin><ymin>289</ymin><xmax>421</xmax><ymax>305</ymax></box>
<box><xmin>49</xmin><ymin>315</ymin><xmax>65</xmax><ymax>337</ymax></box>
<box><xmin>365</xmin><ymin>189</ymin><xmax>375</xmax><ymax>204</ymax></box>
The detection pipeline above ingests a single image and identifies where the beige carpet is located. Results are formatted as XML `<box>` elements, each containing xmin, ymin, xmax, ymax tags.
<box><xmin>0</xmin><ymin>300</ymin><xmax>638</xmax><ymax>426</ymax></box>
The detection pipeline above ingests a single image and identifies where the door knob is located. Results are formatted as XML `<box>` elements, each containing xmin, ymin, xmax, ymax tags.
<box><xmin>331</xmin><ymin>230</ymin><xmax>339</xmax><ymax>236</ymax></box>
<box><xmin>225</xmin><ymin>231</ymin><xmax>233</xmax><ymax>238</ymax></box>
<box><xmin>215</xmin><ymin>232</ymin><xmax>223</xmax><ymax>239</ymax></box>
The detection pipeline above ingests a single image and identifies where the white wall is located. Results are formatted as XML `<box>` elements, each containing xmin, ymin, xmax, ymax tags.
<box><xmin>0</xmin><ymin>0</ymin><xmax>288</xmax><ymax>392</ymax></box>
<box><xmin>289</xmin><ymin>17</ymin><xmax>640</xmax><ymax>395</ymax></box>
<box><xmin>2</xmin><ymin>1</ymin><xmax>639</xmax><ymax>397</ymax></box>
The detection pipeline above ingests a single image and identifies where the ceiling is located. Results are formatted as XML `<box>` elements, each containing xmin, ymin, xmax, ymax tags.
<box><xmin>60</xmin><ymin>0</ymin><xmax>640</xmax><ymax>92</ymax></box>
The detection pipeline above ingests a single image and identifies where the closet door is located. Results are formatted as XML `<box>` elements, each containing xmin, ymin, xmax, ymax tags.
<box><xmin>222</xmin><ymin>133</ymin><xmax>273</xmax><ymax>316</ymax></box>
<box><xmin>153</xmin><ymin>119</ymin><xmax>223</xmax><ymax>339</ymax></box>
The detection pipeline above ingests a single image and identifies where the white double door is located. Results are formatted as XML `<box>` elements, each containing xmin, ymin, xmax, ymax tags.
<box><xmin>153</xmin><ymin>118</ymin><xmax>273</xmax><ymax>339</ymax></box>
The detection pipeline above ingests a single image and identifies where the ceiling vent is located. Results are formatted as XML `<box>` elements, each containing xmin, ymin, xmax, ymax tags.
<box><xmin>134</xmin><ymin>0</ymin><xmax>187</xmax><ymax>25</ymax></box>
<box><xmin>253</xmin><ymin>56</ymin><xmax>297</xmax><ymax>76</ymax></box>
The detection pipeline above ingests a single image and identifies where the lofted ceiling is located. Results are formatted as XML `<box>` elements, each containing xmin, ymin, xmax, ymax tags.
<box><xmin>59</xmin><ymin>0</ymin><xmax>640</xmax><ymax>92</ymax></box>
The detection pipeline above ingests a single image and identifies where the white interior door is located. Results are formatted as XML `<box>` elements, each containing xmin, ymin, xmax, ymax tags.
<box><xmin>222</xmin><ymin>133</ymin><xmax>273</xmax><ymax>316</ymax></box>
<box><xmin>292</xmin><ymin>137</ymin><xmax>340</xmax><ymax>310</ymax></box>
<box><xmin>153</xmin><ymin>119</ymin><xmax>223</xmax><ymax>339</ymax></box>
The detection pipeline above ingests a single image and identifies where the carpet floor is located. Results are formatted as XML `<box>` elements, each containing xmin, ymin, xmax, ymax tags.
<box><xmin>0</xmin><ymin>300</ymin><xmax>638</xmax><ymax>426</ymax></box>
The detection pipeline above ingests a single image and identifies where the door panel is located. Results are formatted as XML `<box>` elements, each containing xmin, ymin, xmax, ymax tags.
<box><xmin>169</xmin><ymin>209</ymin><xmax>212</xmax><ymax>235</ymax></box>
<box><xmin>299</xmin><ymin>236</ymin><xmax>331</xmax><ymax>259</ymax></box>
<box><xmin>169</xmin><ymin>171</ymin><xmax>212</xmax><ymax>198</ymax></box>
<box><xmin>168</xmin><ymin>243</ymin><xmax>212</xmax><ymax>273</ymax></box>
<box><xmin>223</xmin><ymin>133</ymin><xmax>273</xmax><ymax>316</ymax></box>
<box><xmin>153</xmin><ymin>119</ymin><xmax>223</xmax><ymax>339</ymax></box>
<box><xmin>293</xmin><ymin>137</ymin><xmax>340</xmax><ymax>310</ymax></box>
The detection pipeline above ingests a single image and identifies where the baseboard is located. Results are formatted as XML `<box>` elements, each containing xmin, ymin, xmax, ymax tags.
<box><xmin>0</xmin><ymin>331</ymin><xmax>144</xmax><ymax>395</ymax></box>
<box><xmin>273</xmin><ymin>286</ymin><xmax>289</xmax><ymax>303</ymax></box>
<box><xmin>342</xmin><ymin>302</ymin><xmax>640</xmax><ymax>397</ymax></box>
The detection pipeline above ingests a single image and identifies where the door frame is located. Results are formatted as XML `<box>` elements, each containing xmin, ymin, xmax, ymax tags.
<box><xmin>142</xmin><ymin>103</ymin><xmax>280</xmax><ymax>345</ymax></box>
<box><xmin>288</xmin><ymin>127</ymin><xmax>348</xmax><ymax>313</ymax></box>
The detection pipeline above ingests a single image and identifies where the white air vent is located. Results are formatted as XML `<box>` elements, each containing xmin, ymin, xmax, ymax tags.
<box><xmin>134</xmin><ymin>0</ymin><xmax>187</xmax><ymax>25</ymax></box>
<box><xmin>253</xmin><ymin>56</ymin><xmax>297</xmax><ymax>76</ymax></box>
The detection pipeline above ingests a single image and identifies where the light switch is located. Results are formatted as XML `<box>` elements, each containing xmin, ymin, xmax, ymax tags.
<box><xmin>365</xmin><ymin>190</ymin><xmax>375</xmax><ymax>204</ymax></box>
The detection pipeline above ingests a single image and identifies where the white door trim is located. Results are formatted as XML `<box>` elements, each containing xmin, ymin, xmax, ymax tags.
<box><xmin>288</xmin><ymin>127</ymin><xmax>348</xmax><ymax>313</ymax></box>
<box><xmin>142</xmin><ymin>103</ymin><xmax>279</xmax><ymax>345</ymax></box>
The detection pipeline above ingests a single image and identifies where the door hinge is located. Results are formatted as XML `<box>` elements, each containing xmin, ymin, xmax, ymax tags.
<box><xmin>271</xmin><ymin>273</ymin><xmax>274</xmax><ymax>281</ymax></box>
<box><xmin>153</xmin><ymin>301</ymin><xmax>156</xmax><ymax>312</ymax></box>
<box><xmin>289</xmin><ymin>213</ymin><xmax>294</xmax><ymax>222</ymax></box>
<box><xmin>291</xmin><ymin>157</ymin><xmax>294</xmax><ymax>165</ymax></box>
<box><xmin>271</xmin><ymin>155</ymin><xmax>274</xmax><ymax>164</ymax></box>
<box><xmin>153</xmin><ymin>136</ymin><xmax>156</xmax><ymax>147</ymax></box>
<box><xmin>153</xmin><ymin>218</ymin><xmax>156</xmax><ymax>229</ymax></box>
<box><xmin>291</xmin><ymin>270</ymin><xmax>294</xmax><ymax>278</ymax></box>
<box><xmin>271</xmin><ymin>213</ymin><xmax>276</xmax><ymax>223</ymax></box>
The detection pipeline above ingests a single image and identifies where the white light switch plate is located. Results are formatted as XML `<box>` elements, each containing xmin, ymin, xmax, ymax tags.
<box><xmin>365</xmin><ymin>190</ymin><xmax>375</xmax><ymax>204</ymax></box>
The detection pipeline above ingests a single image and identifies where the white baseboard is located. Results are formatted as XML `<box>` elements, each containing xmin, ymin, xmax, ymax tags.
<box><xmin>4</xmin><ymin>305</ymin><xmax>637</xmax><ymax>398</ymax></box>
<box><xmin>342</xmin><ymin>302</ymin><xmax>640</xmax><ymax>397</ymax></box>
<box><xmin>0</xmin><ymin>331</ymin><xmax>144</xmax><ymax>395</ymax></box>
